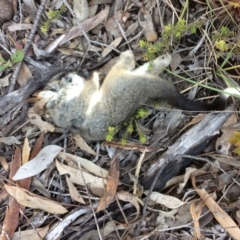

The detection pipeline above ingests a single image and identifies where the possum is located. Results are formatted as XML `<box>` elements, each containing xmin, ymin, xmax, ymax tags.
<box><xmin>37</xmin><ymin>50</ymin><xmax>227</xmax><ymax>141</ymax></box>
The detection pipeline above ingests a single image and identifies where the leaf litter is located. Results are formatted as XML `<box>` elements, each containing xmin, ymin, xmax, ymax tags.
<box><xmin>0</xmin><ymin>0</ymin><xmax>240</xmax><ymax>239</ymax></box>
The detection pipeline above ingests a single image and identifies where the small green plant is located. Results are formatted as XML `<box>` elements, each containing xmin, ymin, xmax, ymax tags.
<box><xmin>139</xmin><ymin>19</ymin><xmax>205</xmax><ymax>61</ymax></box>
<box><xmin>229</xmin><ymin>131</ymin><xmax>240</xmax><ymax>155</ymax></box>
<box><xmin>0</xmin><ymin>50</ymin><xmax>25</xmax><ymax>72</ymax></box>
<box><xmin>41</xmin><ymin>5</ymin><xmax>67</xmax><ymax>33</ymax></box>
<box><xmin>105</xmin><ymin>126</ymin><xmax>119</xmax><ymax>141</ymax></box>
<box><xmin>105</xmin><ymin>107</ymin><xmax>150</xmax><ymax>144</ymax></box>
<box><xmin>212</xmin><ymin>26</ymin><xmax>235</xmax><ymax>52</ymax></box>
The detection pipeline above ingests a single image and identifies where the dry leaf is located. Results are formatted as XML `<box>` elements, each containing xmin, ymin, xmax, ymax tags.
<box><xmin>170</xmin><ymin>53</ymin><xmax>182</xmax><ymax>71</ymax></box>
<box><xmin>0</xmin><ymin>136</ymin><xmax>20</xmax><ymax>145</ymax></box>
<box><xmin>116</xmin><ymin>191</ymin><xmax>140</xmax><ymax>222</ymax></box>
<box><xmin>66</xmin><ymin>176</ymin><xmax>85</xmax><ymax>204</ymax></box>
<box><xmin>28</xmin><ymin>107</ymin><xmax>55</xmax><ymax>133</ymax></box>
<box><xmin>8</xmin><ymin>23</ymin><xmax>33</xmax><ymax>32</ymax></box>
<box><xmin>30</xmin><ymin>132</ymin><xmax>44</xmax><ymax>159</ymax></box>
<box><xmin>145</xmin><ymin>191</ymin><xmax>185</xmax><ymax>209</ymax></box>
<box><xmin>177</xmin><ymin>167</ymin><xmax>197</xmax><ymax>194</ymax></box>
<box><xmin>73</xmin><ymin>0</ymin><xmax>89</xmax><ymax>24</ymax></box>
<box><xmin>190</xmin><ymin>201</ymin><xmax>204</xmax><ymax>239</ymax></box>
<box><xmin>20</xmin><ymin>133</ymin><xmax>45</xmax><ymax>192</ymax></box>
<box><xmin>73</xmin><ymin>134</ymin><xmax>98</xmax><ymax>155</ymax></box>
<box><xmin>12</xmin><ymin>145</ymin><xmax>62</xmax><ymax>181</ymax></box>
<box><xmin>17</xmin><ymin>62</ymin><xmax>32</xmax><ymax>87</ymax></box>
<box><xmin>138</xmin><ymin>7</ymin><xmax>157</xmax><ymax>42</ymax></box>
<box><xmin>22</xmin><ymin>137</ymin><xmax>31</xmax><ymax>164</ymax></box>
<box><xmin>4</xmin><ymin>185</ymin><xmax>67</xmax><ymax>214</ymax></box>
<box><xmin>192</xmin><ymin>177</ymin><xmax>240</xmax><ymax>239</ymax></box>
<box><xmin>1</xmin><ymin>147</ymin><xmax>22</xmax><ymax>240</ymax></box>
<box><xmin>179</xmin><ymin>114</ymin><xmax>205</xmax><ymax>135</ymax></box>
<box><xmin>22</xmin><ymin>0</ymin><xmax>37</xmax><ymax>22</ymax></box>
<box><xmin>97</xmin><ymin>157</ymin><xmax>119</xmax><ymax>212</ymax></box>
<box><xmin>60</xmin><ymin>6</ymin><xmax>110</xmax><ymax>45</ymax></box>
<box><xmin>133</xmin><ymin>150</ymin><xmax>146</xmax><ymax>195</ymax></box>
<box><xmin>101</xmin><ymin>36</ymin><xmax>123</xmax><ymax>58</ymax></box>
<box><xmin>105</xmin><ymin>11</ymin><xmax>123</xmax><ymax>37</ymax></box>
<box><xmin>0</xmin><ymin>73</ymin><xmax>11</xmax><ymax>87</ymax></box>
<box><xmin>58</xmin><ymin>152</ymin><xmax>108</xmax><ymax>178</ymax></box>
<box><xmin>56</xmin><ymin>160</ymin><xmax>106</xmax><ymax>192</ymax></box>
<box><xmin>12</xmin><ymin>226</ymin><xmax>49</xmax><ymax>240</ymax></box>
<box><xmin>0</xmin><ymin>156</ymin><xmax>8</xmax><ymax>171</ymax></box>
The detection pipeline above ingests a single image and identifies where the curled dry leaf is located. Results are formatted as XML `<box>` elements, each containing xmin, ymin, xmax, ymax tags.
<box><xmin>56</xmin><ymin>160</ymin><xmax>106</xmax><ymax>195</ymax></box>
<box><xmin>28</xmin><ymin>107</ymin><xmax>55</xmax><ymax>133</ymax></box>
<box><xmin>58</xmin><ymin>152</ymin><xmax>108</xmax><ymax>178</ymax></box>
<box><xmin>4</xmin><ymin>185</ymin><xmax>67</xmax><ymax>214</ymax></box>
<box><xmin>0</xmin><ymin>73</ymin><xmax>11</xmax><ymax>87</ymax></box>
<box><xmin>190</xmin><ymin>201</ymin><xmax>204</xmax><ymax>239</ymax></box>
<box><xmin>12</xmin><ymin>145</ymin><xmax>62</xmax><ymax>181</ymax></box>
<box><xmin>60</xmin><ymin>6</ymin><xmax>110</xmax><ymax>45</ymax></box>
<box><xmin>138</xmin><ymin>7</ymin><xmax>157</xmax><ymax>42</ymax></box>
<box><xmin>73</xmin><ymin>134</ymin><xmax>98</xmax><ymax>156</ymax></box>
<box><xmin>66</xmin><ymin>176</ymin><xmax>85</xmax><ymax>204</ymax></box>
<box><xmin>116</xmin><ymin>190</ymin><xmax>140</xmax><ymax>222</ymax></box>
<box><xmin>192</xmin><ymin>177</ymin><xmax>240</xmax><ymax>240</ymax></box>
<box><xmin>177</xmin><ymin>167</ymin><xmax>197</xmax><ymax>194</ymax></box>
<box><xmin>0</xmin><ymin>156</ymin><xmax>8</xmax><ymax>171</ymax></box>
<box><xmin>22</xmin><ymin>137</ymin><xmax>31</xmax><ymax>164</ymax></box>
<box><xmin>97</xmin><ymin>157</ymin><xmax>119</xmax><ymax>212</ymax></box>
<box><xmin>17</xmin><ymin>62</ymin><xmax>32</xmax><ymax>87</ymax></box>
<box><xmin>101</xmin><ymin>37</ymin><xmax>123</xmax><ymax>58</ymax></box>
<box><xmin>145</xmin><ymin>191</ymin><xmax>185</xmax><ymax>209</ymax></box>
<box><xmin>0</xmin><ymin>136</ymin><xmax>20</xmax><ymax>145</ymax></box>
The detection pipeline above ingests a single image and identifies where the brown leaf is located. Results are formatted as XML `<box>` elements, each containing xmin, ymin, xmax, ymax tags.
<box><xmin>97</xmin><ymin>157</ymin><xmax>119</xmax><ymax>212</ymax></box>
<box><xmin>1</xmin><ymin>147</ymin><xmax>21</xmax><ymax>240</ymax></box>
<box><xmin>9</xmin><ymin>146</ymin><xmax>21</xmax><ymax>181</ymax></box>
<box><xmin>192</xmin><ymin>177</ymin><xmax>240</xmax><ymax>239</ymax></box>
<box><xmin>66</xmin><ymin>176</ymin><xmax>86</xmax><ymax>204</ymax></box>
<box><xmin>22</xmin><ymin>137</ymin><xmax>31</xmax><ymax>164</ymax></box>
<box><xmin>116</xmin><ymin>191</ymin><xmax>140</xmax><ymax>222</ymax></box>
<box><xmin>30</xmin><ymin>132</ymin><xmax>44</xmax><ymax>160</ymax></box>
<box><xmin>28</xmin><ymin>107</ymin><xmax>55</xmax><ymax>133</ymax></box>
<box><xmin>60</xmin><ymin>6</ymin><xmax>110</xmax><ymax>45</ymax></box>
<box><xmin>73</xmin><ymin>134</ymin><xmax>98</xmax><ymax>156</ymax></box>
<box><xmin>4</xmin><ymin>185</ymin><xmax>68</xmax><ymax>214</ymax></box>
<box><xmin>17</xmin><ymin>62</ymin><xmax>32</xmax><ymax>87</ymax></box>
<box><xmin>56</xmin><ymin>160</ymin><xmax>106</xmax><ymax>192</ymax></box>
<box><xmin>12</xmin><ymin>226</ymin><xmax>49</xmax><ymax>240</ymax></box>
<box><xmin>138</xmin><ymin>7</ymin><xmax>157</xmax><ymax>42</ymax></box>
<box><xmin>20</xmin><ymin>133</ymin><xmax>44</xmax><ymax>192</ymax></box>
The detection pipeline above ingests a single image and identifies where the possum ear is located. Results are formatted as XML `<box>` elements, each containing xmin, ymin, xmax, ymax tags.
<box><xmin>118</xmin><ymin>50</ymin><xmax>136</xmax><ymax>70</ymax></box>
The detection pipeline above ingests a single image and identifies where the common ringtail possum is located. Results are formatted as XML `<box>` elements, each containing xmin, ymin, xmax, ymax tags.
<box><xmin>37</xmin><ymin>50</ymin><xmax>227</xmax><ymax>141</ymax></box>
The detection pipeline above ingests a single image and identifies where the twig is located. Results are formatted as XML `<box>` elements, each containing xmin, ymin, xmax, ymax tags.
<box><xmin>62</xmin><ymin>0</ymin><xmax>120</xmax><ymax>55</ymax></box>
<box><xmin>135</xmin><ymin>156</ymin><xmax>171</xmax><ymax>237</ymax></box>
<box><xmin>180</xmin><ymin>154</ymin><xmax>240</xmax><ymax>187</ymax></box>
<box><xmin>77</xmin><ymin>161</ymin><xmax>103</xmax><ymax>240</ymax></box>
<box><xmin>8</xmin><ymin>0</ymin><xmax>47</xmax><ymax>93</ymax></box>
